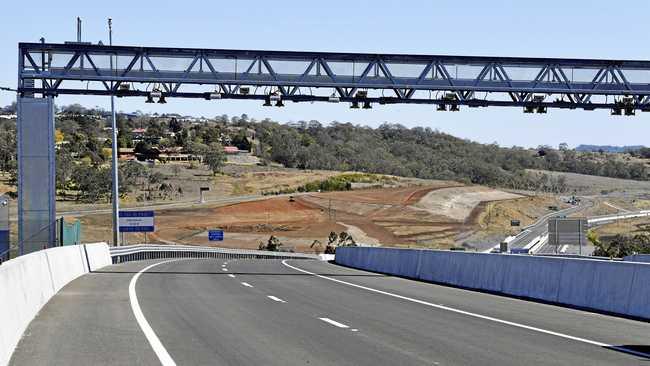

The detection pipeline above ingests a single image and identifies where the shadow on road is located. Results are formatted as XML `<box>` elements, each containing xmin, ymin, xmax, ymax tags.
<box><xmin>605</xmin><ymin>345</ymin><xmax>650</xmax><ymax>361</ymax></box>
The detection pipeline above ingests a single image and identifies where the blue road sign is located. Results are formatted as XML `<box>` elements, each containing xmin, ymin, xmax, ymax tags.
<box><xmin>119</xmin><ymin>211</ymin><xmax>155</xmax><ymax>232</ymax></box>
<box><xmin>208</xmin><ymin>230</ymin><xmax>224</xmax><ymax>241</ymax></box>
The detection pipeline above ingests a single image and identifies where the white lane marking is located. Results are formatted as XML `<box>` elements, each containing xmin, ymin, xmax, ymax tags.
<box><xmin>267</xmin><ymin>295</ymin><xmax>287</xmax><ymax>303</ymax></box>
<box><xmin>241</xmin><ymin>282</ymin><xmax>253</xmax><ymax>288</ymax></box>
<box><xmin>129</xmin><ymin>260</ymin><xmax>178</xmax><ymax>366</ymax></box>
<box><xmin>222</xmin><ymin>268</ymin><xmax>228</xmax><ymax>272</ymax></box>
<box><xmin>282</xmin><ymin>260</ymin><xmax>650</xmax><ymax>359</ymax></box>
<box><xmin>350</xmin><ymin>328</ymin><xmax>359</xmax><ymax>332</ymax></box>
<box><xmin>228</xmin><ymin>274</ymin><xmax>236</xmax><ymax>278</ymax></box>
<box><xmin>319</xmin><ymin>317</ymin><xmax>350</xmax><ymax>329</ymax></box>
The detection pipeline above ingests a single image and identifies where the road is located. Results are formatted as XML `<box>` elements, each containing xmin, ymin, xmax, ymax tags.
<box><xmin>10</xmin><ymin>259</ymin><xmax>650</xmax><ymax>365</ymax></box>
<box><xmin>8</xmin><ymin>193</ymin><xmax>296</xmax><ymax>222</ymax></box>
<box><xmin>508</xmin><ymin>198</ymin><xmax>594</xmax><ymax>253</ymax></box>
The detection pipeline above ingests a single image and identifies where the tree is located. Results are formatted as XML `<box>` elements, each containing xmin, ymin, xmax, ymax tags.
<box><xmin>56</xmin><ymin>147</ymin><xmax>75</xmax><ymax>190</ymax></box>
<box><xmin>259</xmin><ymin>235</ymin><xmax>283</xmax><ymax>251</ymax></box>
<box><xmin>119</xmin><ymin>161</ymin><xmax>148</xmax><ymax>194</ymax></box>
<box><xmin>168</xmin><ymin>118</ymin><xmax>183</xmax><ymax>133</ymax></box>
<box><xmin>0</xmin><ymin>128</ymin><xmax>16</xmax><ymax>173</ymax></box>
<box><xmin>72</xmin><ymin>165</ymin><xmax>111</xmax><ymax>202</ymax></box>
<box><xmin>55</xmin><ymin>129</ymin><xmax>65</xmax><ymax>144</ymax></box>
<box><xmin>204</xmin><ymin>143</ymin><xmax>226</xmax><ymax>174</ymax></box>
<box><xmin>1</xmin><ymin>102</ymin><xmax>17</xmax><ymax>114</ymax></box>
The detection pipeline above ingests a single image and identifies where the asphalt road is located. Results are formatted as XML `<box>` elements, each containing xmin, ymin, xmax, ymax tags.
<box><xmin>509</xmin><ymin>198</ymin><xmax>594</xmax><ymax>251</ymax></box>
<box><xmin>10</xmin><ymin>259</ymin><xmax>650</xmax><ymax>365</ymax></box>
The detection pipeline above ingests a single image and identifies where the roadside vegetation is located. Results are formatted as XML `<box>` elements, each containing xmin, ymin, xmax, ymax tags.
<box><xmin>1</xmin><ymin>102</ymin><xmax>650</xmax><ymax>203</ymax></box>
<box><xmin>588</xmin><ymin>230</ymin><xmax>650</xmax><ymax>258</ymax></box>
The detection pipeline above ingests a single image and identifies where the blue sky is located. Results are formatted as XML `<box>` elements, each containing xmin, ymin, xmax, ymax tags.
<box><xmin>1</xmin><ymin>0</ymin><xmax>649</xmax><ymax>148</ymax></box>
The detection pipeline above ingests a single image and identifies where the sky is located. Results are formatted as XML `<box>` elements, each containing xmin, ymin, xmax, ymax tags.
<box><xmin>1</xmin><ymin>0</ymin><xmax>650</xmax><ymax>148</ymax></box>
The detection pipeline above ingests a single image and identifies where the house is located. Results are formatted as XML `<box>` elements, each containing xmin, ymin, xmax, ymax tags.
<box><xmin>131</xmin><ymin>128</ymin><xmax>146</xmax><ymax>141</ymax></box>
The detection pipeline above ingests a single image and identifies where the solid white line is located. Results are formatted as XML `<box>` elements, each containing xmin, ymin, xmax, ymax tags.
<box><xmin>228</xmin><ymin>274</ymin><xmax>236</xmax><ymax>278</ymax></box>
<box><xmin>268</xmin><ymin>295</ymin><xmax>286</xmax><ymax>303</ymax></box>
<box><xmin>319</xmin><ymin>317</ymin><xmax>350</xmax><ymax>329</ymax></box>
<box><xmin>241</xmin><ymin>282</ymin><xmax>253</xmax><ymax>288</ymax></box>
<box><xmin>129</xmin><ymin>260</ymin><xmax>178</xmax><ymax>366</ymax></box>
<box><xmin>281</xmin><ymin>260</ymin><xmax>650</xmax><ymax>359</ymax></box>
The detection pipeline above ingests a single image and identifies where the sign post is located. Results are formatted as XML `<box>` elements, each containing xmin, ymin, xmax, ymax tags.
<box><xmin>199</xmin><ymin>187</ymin><xmax>210</xmax><ymax>204</ymax></box>
<box><xmin>119</xmin><ymin>211</ymin><xmax>155</xmax><ymax>244</ymax></box>
<box><xmin>548</xmin><ymin>217</ymin><xmax>588</xmax><ymax>254</ymax></box>
<box><xmin>0</xmin><ymin>196</ymin><xmax>9</xmax><ymax>261</ymax></box>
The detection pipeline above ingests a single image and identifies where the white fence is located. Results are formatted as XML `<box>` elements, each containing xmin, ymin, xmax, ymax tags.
<box><xmin>0</xmin><ymin>243</ymin><xmax>111</xmax><ymax>366</ymax></box>
<box><xmin>336</xmin><ymin>247</ymin><xmax>650</xmax><ymax>320</ymax></box>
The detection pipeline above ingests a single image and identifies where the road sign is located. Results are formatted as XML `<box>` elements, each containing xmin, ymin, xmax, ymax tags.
<box><xmin>548</xmin><ymin>218</ymin><xmax>587</xmax><ymax>247</ymax></box>
<box><xmin>119</xmin><ymin>211</ymin><xmax>155</xmax><ymax>232</ymax></box>
<box><xmin>208</xmin><ymin>229</ymin><xmax>224</xmax><ymax>241</ymax></box>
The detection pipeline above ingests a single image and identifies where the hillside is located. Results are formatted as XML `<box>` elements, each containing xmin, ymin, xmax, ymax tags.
<box><xmin>576</xmin><ymin>144</ymin><xmax>645</xmax><ymax>153</ymax></box>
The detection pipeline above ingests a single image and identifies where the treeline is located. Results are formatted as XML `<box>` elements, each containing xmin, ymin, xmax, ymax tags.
<box><xmin>2</xmin><ymin>102</ymin><xmax>650</xmax><ymax>196</ymax></box>
<box><xmin>254</xmin><ymin>121</ymin><xmax>647</xmax><ymax>191</ymax></box>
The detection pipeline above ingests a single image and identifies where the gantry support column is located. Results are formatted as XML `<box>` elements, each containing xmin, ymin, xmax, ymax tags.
<box><xmin>17</xmin><ymin>96</ymin><xmax>56</xmax><ymax>254</ymax></box>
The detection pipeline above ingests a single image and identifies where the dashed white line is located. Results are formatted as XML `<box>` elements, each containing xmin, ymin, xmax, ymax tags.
<box><xmin>222</xmin><ymin>268</ymin><xmax>228</xmax><ymax>272</ymax></box>
<box><xmin>241</xmin><ymin>282</ymin><xmax>253</xmax><ymax>288</ymax></box>
<box><xmin>281</xmin><ymin>260</ymin><xmax>650</xmax><ymax>359</ymax></box>
<box><xmin>129</xmin><ymin>260</ymin><xmax>178</xmax><ymax>366</ymax></box>
<box><xmin>228</xmin><ymin>274</ymin><xmax>236</xmax><ymax>278</ymax></box>
<box><xmin>319</xmin><ymin>317</ymin><xmax>350</xmax><ymax>329</ymax></box>
<box><xmin>267</xmin><ymin>295</ymin><xmax>287</xmax><ymax>303</ymax></box>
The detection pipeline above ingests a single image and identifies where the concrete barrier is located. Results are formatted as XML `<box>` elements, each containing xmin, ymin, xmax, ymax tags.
<box><xmin>335</xmin><ymin>246</ymin><xmax>650</xmax><ymax>320</ymax></box>
<box><xmin>0</xmin><ymin>243</ymin><xmax>111</xmax><ymax>366</ymax></box>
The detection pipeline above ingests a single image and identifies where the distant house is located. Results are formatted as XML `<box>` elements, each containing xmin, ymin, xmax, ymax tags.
<box><xmin>223</xmin><ymin>146</ymin><xmax>240</xmax><ymax>154</ymax></box>
<box><xmin>118</xmin><ymin>148</ymin><xmax>136</xmax><ymax>161</ymax></box>
<box><xmin>131</xmin><ymin>128</ymin><xmax>146</xmax><ymax>141</ymax></box>
<box><xmin>157</xmin><ymin>147</ymin><xmax>201</xmax><ymax>163</ymax></box>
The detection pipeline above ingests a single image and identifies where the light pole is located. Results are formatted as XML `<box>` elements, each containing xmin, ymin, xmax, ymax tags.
<box><xmin>109</xmin><ymin>18</ymin><xmax>120</xmax><ymax>247</ymax></box>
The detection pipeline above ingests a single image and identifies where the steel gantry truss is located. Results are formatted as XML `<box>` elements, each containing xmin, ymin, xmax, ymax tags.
<box><xmin>18</xmin><ymin>42</ymin><xmax>650</xmax><ymax>113</ymax></box>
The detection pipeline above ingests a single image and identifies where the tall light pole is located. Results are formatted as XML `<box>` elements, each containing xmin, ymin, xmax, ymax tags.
<box><xmin>109</xmin><ymin>18</ymin><xmax>120</xmax><ymax>246</ymax></box>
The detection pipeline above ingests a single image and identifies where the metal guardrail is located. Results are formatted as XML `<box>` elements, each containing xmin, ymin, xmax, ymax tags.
<box><xmin>110</xmin><ymin>244</ymin><xmax>318</xmax><ymax>264</ymax></box>
<box><xmin>587</xmin><ymin>210</ymin><xmax>650</xmax><ymax>225</ymax></box>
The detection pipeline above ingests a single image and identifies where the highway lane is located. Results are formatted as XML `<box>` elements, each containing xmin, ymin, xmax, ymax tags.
<box><xmin>10</xmin><ymin>258</ymin><xmax>650</xmax><ymax>365</ymax></box>
<box><xmin>508</xmin><ymin>198</ymin><xmax>594</xmax><ymax>251</ymax></box>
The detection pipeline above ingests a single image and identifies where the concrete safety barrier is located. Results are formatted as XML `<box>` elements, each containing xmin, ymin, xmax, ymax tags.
<box><xmin>0</xmin><ymin>243</ymin><xmax>111</xmax><ymax>366</ymax></box>
<box><xmin>336</xmin><ymin>246</ymin><xmax>650</xmax><ymax>320</ymax></box>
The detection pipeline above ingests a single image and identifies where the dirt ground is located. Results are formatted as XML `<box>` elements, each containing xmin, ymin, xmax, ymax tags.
<box><xmin>593</xmin><ymin>217</ymin><xmax>650</xmax><ymax>239</ymax></box>
<box><xmin>462</xmin><ymin>194</ymin><xmax>570</xmax><ymax>249</ymax></box>
<box><xmin>74</xmin><ymin>182</ymin><xmax>534</xmax><ymax>253</ymax></box>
